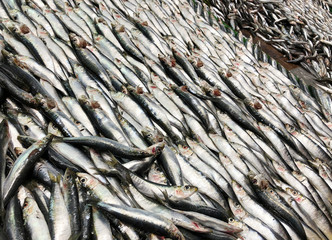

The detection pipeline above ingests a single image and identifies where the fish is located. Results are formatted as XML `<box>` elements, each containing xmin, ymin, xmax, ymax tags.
<box><xmin>0</xmin><ymin>0</ymin><xmax>330</xmax><ymax>239</ymax></box>
<box><xmin>207</xmin><ymin>0</ymin><xmax>332</xmax><ymax>100</ymax></box>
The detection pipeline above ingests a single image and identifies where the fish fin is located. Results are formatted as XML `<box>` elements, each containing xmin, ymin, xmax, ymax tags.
<box><xmin>67</xmin><ymin>232</ymin><xmax>82</xmax><ymax>240</ymax></box>
<box><xmin>152</xmin><ymin>192</ymin><xmax>164</xmax><ymax>205</ymax></box>
<box><xmin>86</xmin><ymin>199</ymin><xmax>99</xmax><ymax>208</ymax></box>
<box><xmin>94</xmin><ymin>167</ymin><xmax>131</xmax><ymax>184</ymax></box>
<box><xmin>160</xmin><ymin>189</ymin><xmax>170</xmax><ymax>202</ymax></box>
<box><xmin>93</xmin><ymin>167</ymin><xmax>116</xmax><ymax>176</ymax></box>
<box><xmin>17</xmin><ymin>135</ymin><xmax>37</xmax><ymax>147</ymax></box>
<box><xmin>146</xmin><ymin>142</ymin><xmax>166</xmax><ymax>156</ymax></box>
<box><xmin>48</xmin><ymin>172</ymin><xmax>61</xmax><ymax>183</ymax></box>
<box><xmin>51</xmin><ymin>135</ymin><xmax>63</xmax><ymax>142</ymax></box>
<box><xmin>122</xmin><ymin>185</ymin><xmax>141</xmax><ymax>209</ymax></box>
<box><xmin>152</xmin><ymin>189</ymin><xmax>169</xmax><ymax>206</ymax></box>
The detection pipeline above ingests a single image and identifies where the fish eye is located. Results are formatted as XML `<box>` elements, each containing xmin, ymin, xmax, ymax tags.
<box><xmin>184</xmin><ymin>185</ymin><xmax>190</xmax><ymax>190</ymax></box>
<box><xmin>23</xmin><ymin>125</ymin><xmax>29</xmax><ymax>131</ymax></box>
<box><xmin>254</xmin><ymin>101</ymin><xmax>262</xmax><ymax>109</ymax></box>
<box><xmin>80</xmin><ymin>177</ymin><xmax>87</xmax><ymax>184</ymax></box>
<box><xmin>23</xmin><ymin>201</ymin><xmax>29</xmax><ymax>208</ymax></box>
<box><xmin>234</xmin><ymin>202</ymin><xmax>240</xmax><ymax>208</ymax></box>
<box><xmin>228</xmin><ymin>218</ymin><xmax>234</xmax><ymax>223</ymax></box>
<box><xmin>66</xmin><ymin>175</ymin><xmax>71</xmax><ymax>180</ymax></box>
<box><xmin>292</xmin><ymin>190</ymin><xmax>298</xmax><ymax>196</ymax></box>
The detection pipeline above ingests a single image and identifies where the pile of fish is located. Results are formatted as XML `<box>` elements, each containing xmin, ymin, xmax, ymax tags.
<box><xmin>0</xmin><ymin>0</ymin><xmax>331</xmax><ymax>239</ymax></box>
<box><xmin>203</xmin><ymin>0</ymin><xmax>332</xmax><ymax>81</ymax></box>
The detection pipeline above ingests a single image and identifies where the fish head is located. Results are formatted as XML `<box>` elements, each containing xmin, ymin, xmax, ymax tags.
<box><xmin>294</xmin><ymin>160</ymin><xmax>307</xmax><ymax>171</ymax></box>
<box><xmin>147</xmin><ymin>142</ymin><xmax>165</xmax><ymax>156</ymax></box>
<box><xmin>17</xmin><ymin>112</ymin><xmax>32</xmax><ymax>126</ymax></box>
<box><xmin>271</xmin><ymin>159</ymin><xmax>287</xmax><ymax>173</ymax></box>
<box><xmin>277</xmin><ymin>83</ymin><xmax>289</xmax><ymax>93</ymax></box>
<box><xmin>169</xmin><ymin>224</ymin><xmax>185</xmax><ymax>240</ymax></box>
<box><xmin>185</xmin><ymin>138</ymin><xmax>198</xmax><ymax>148</ymax></box>
<box><xmin>186</xmin><ymin>220</ymin><xmax>212</xmax><ymax>233</ymax></box>
<box><xmin>318</xmin><ymin>165</ymin><xmax>328</xmax><ymax>179</ymax></box>
<box><xmin>158</xmin><ymin>54</ymin><xmax>170</xmax><ymax>66</ymax></box>
<box><xmin>141</xmin><ymin>126</ymin><xmax>154</xmax><ymax>138</ymax></box>
<box><xmin>21</xmin><ymin>5</ymin><xmax>29</xmax><ymax>13</ymax></box>
<box><xmin>86</xmin><ymin>86</ymin><xmax>101</xmax><ymax>97</ymax></box>
<box><xmin>248</xmin><ymin>173</ymin><xmax>269</xmax><ymax>190</ymax></box>
<box><xmin>264</xmin><ymin>187</ymin><xmax>280</xmax><ymax>201</ymax></box>
<box><xmin>17</xmin><ymin>113</ymin><xmax>42</xmax><ymax>136</ymax></box>
<box><xmin>77</xmin><ymin>95</ymin><xmax>91</xmax><ymax>108</ymax></box>
<box><xmin>8</xmin><ymin>9</ymin><xmax>20</xmax><ymax>19</ymax></box>
<box><xmin>114</xmin><ymin>24</ymin><xmax>126</xmax><ymax>33</ymax></box>
<box><xmin>95</xmin><ymin>17</ymin><xmax>107</xmax><ymax>25</ymax></box>
<box><xmin>47</xmin><ymin>122</ymin><xmax>62</xmax><ymax>136</ymax></box>
<box><xmin>147</xmin><ymin>82</ymin><xmax>159</xmax><ymax>92</ymax></box>
<box><xmin>288</xmin><ymin>84</ymin><xmax>300</xmax><ymax>94</ymax></box>
<box><xmin>228</xmin><ymin>218</ymin><xmax>244</xmax><ymax>229</ymax></box>
<box><xmin>256</xmin><ymin>121</ymin><xmax>268</xmax><ymax>131</ymax></box>
<box><xmin>63</xmin><ymin>168</ymin><xmax>76</xmax><ymax>189</ymax></box>
<box><xmin>171</xmin><ymin>185</ymin><xmax>197</xmax><ymax>199</ymax></box>
<box><xmin>223</xmin><ymin>124</ymin><xmax>235</xmax><ymax>137</ymax></box>
<box><xmin>286</xmin><ymin>187</ymin><xmax>304</xmax><ymax>203</ymax></box>
<box><xmin>70</xmin><ymin>33</ymin><xmax>88</xmax><ymax>48</ymax></box>
<box><xmin>71</xmin><ymin>117</ymin><xmax>90</xmax><ymax>133</ymax></box>
<box><xmin>148</xmin><ymin>165</ymin><xmax>167</xmax><ymax>185</ymax></box>
<box><xmin>292</xmin><ymin>170</ymin><xmax>306</xmax><ymax>182</ymax></box>
<box><xmin>285</xmin><ymin>124</ymin><xmax>297</xmax><ymax>134</ymax></box>
<box><xmin>99</xmin><ymin>2</ymin><xmax>109</xmax><ymax>12</ymax></box>
<box><xmin>177</xmin><ymin>144</ymin><xmax>192</xmax><ymax>156</ymax></box>
<box><xmin>77</xmin><ymin>172</ymin><xmax>97</xmax><ymax>189</ymax></box>
<box><xmin>16</xmin><ymin>24</ymin><xmax>32</xmax><ymax>35</ymax></box>
<box><xmin>252</xmin><ymin>99</ymin><xmax>264</xmax><ymax>110</ymax></box>
<box><xmin>130</xmin><ymin>28</ymin><xmax>141</xmax><ymax>37</ymax></box>
<box><xmin>150</xmin><ymin>72</ymin><xmax>162</xmax><ymax>84</ymax></box>
<box><xmin>73</xmin><ymin>63</ymin><xmax>85</xmax><ymax>73</ymax></box>
<box><xmin>297</xmin><ymin>121</ymin><xmax>308</xmax><ymax>131</ymax></box>
<box><xmin>141</xmin><ymin>127</ymin><xmax>163</xmax><ymax>143</ymax></box>
<box><xmin>228</xmin><ymin>198</ymin><xmax>246</xmax><ymax>219</ymax></box>
<box><xmin>231</xmin><ymin>181</ymin><xmax>246</xmax><ymax>198</ymax></box>
<box><xmin>219</xmin><ymin>153</ymin><xmax>232</xmax><ymax>165</ymax></box>
<box><xmin>17</xmin><ymin>186</ymin><xmax>32</xmax><ymax>207</ymax></box>
<box><xmin>14</xmin><ymin>147</ymin><xmax>25</xmax><ymax>157</ymax></box>
<box><xmin>12</xmin><ymin>55</ymin><xmax>28</xmax><ymax>69</ymax></box>
<box><xmin>42</xmin><ymin>6</ymin><xmax>52</xmax><ymax>14</ymax></box>
<box><xmin>22</xmin><ymin>197</ymin><xmax>37</xmax><ymax>217</ymax></box>
<box><xmin>109</xmin><ymin>91</ymin><xmax>126</xmax><ymax>102</ymax></box>
<box><xmin>126</xmin><ymin>85</ymin><xmax>138</xmax><ymax>95</ymax></box>
<box><xmin>1</xmin><ymin>19</ymin><xmax>18</xmax><ymax>33</ymax></box>
<box><xmin>36</xmin><ymin>25</ymin><xmax>49</xmax><ymax>39</ymax></box>
<box><xmin>171</xmin><ymin>47</ymin><xmax>182</xmax><ymax>57</ymax></box>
